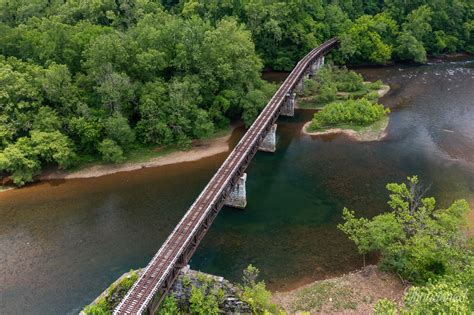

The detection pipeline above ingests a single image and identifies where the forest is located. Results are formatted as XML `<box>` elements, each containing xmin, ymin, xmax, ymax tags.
<box><xmin>0</xmin><ymin>0</ymin><xmax>472</xmax><ymax>185</ymax></box>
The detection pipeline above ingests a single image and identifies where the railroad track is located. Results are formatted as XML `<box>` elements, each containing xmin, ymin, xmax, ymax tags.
<box><xmin>113</xmin><ymin>38</ymin><xmax>339</xmax><ymax>315</ymax></box>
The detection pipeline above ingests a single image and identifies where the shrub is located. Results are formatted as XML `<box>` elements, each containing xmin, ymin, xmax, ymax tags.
<box><xmin>118</xmin><ymin>269</ymin><xmax>138</xmax><ymax>291</ymax></box>
<box><xmin>239</xmin><ymin>265</ymin><xmax>277</xmax><ymax>314</ymax></box>
<box><xmin>97</xmin><ymin>139</ymin><xmax>125</xmax><ymax>163</ymax></box>
<box><xmin>104</xmin><ymin>113</ymin><xmax>135</xmax><ymax>148</ymax></box>
<box><xmin>333</xmin><ymin>68</ymin><xmax>365</xmax><ymax>92</ymax></box>
<box><xmin>374</xmin><ymin>299</ymin><xmax>397</xmax><ymax>315</ymax></box>
<box><xmin>374</xmin><ymin>280</ymin><xmax>471</xmax><ymax>314</ymax></box>
<box><xmin>365</xmin><ymin>91</ymin><xmax>380</xmax><ymax>101</ymax></box>
<box><xmin>176</xmin><ymin>134</ymin><xmax>192</xmax><ymax>151</ymax></box>
<box><xmin>403</xmin><ymin>281</ymin><xmax>470</xmax><ymax>314</ymax></box>
<box><xmin>303</xmin><ymin>78</ymin><xmax>320</xmax><ymax>96</ymax></box>
<box><xmin>315</xmin><ymin>82</ymin><xmax>337</xmax><ymax>104</ymax></box>
<box><xmin>189</xmin><ymin>285</ymin><xmax>219</xmax><ymax>315</ymax></box>
<box><xmin>158</xmin><ymin>296</ymin><xmax>180</xmax><ymax>315</ymax></box>
<box><xmin>366</xmin><ymin>80</ymin><xmax>383</xmax><ymax>90</ymax></box>
<box><xmin>309</xmin><ymin>98</ymin><xmax>389</xmax><ymax>130</ymax></box>
<box><xmin>83</xmin><ymin>298</ymin><xmax>109</xmax><ymax>315</ymax></box>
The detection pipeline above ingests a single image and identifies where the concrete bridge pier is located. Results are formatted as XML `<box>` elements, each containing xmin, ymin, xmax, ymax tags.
<box><xmin>258</xmin><ymin>124</ymin><xmax>277</xmax><ymax>152</ymax></box>
<box><xmin>224</xmin><ymin>173</ymin><xmax>247</xmax><ymax>209</ymax></box>
<box><xmin>281</xmin><ymin>92</ymin><xmax>296</xmax><ymax>117</ymax></box>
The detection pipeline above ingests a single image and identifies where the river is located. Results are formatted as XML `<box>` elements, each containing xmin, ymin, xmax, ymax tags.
<box><xmin>1</xmin><ymin>58</ymin><xmax>473</xmax><ymax>314</ymax></box>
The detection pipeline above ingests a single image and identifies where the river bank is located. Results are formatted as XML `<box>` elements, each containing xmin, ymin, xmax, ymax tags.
<box><xmin>41</xmin><ymin>129</ymin><xmax>235</xmax><ymax>180</ymax></box>
<box><xmin>0</xmin><ymin>125</ymin><xmax>238</xmax><ymax>192</ymax></box>
<box><xmin>272</xmin><ymin>265</ymin><xmax>407</xmax><ymax>314</ymax></box>
<box><xmin>301</xmin><ymin>116</ymin><xmax>389</xmax><ymax>142</ymax></box>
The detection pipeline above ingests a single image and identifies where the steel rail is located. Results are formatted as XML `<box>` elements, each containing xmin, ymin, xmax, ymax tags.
<box><xmin>113</xmin><ymin>38</ymin><xmax>339</xmax><ymax>315</ymax></box>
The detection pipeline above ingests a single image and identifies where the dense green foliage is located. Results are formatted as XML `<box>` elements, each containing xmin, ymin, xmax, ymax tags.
<box><xmin>375</xmin><ymin>279</ymin><xmax>472</xmax><ymax>314</ymax></box>
<box><xmin>0</xmin><ymin>1</ymin><xmax>472</xmax><ymax>185</ymax></box>
<box><xmin>339</xmin><ymin>176</ymin><xmax>471</xmax><ymax>283</ymax></box>
<box><xmin>0</xmin><ymin>2</ymin><xmax>274</xmax><ymax>185</ymax></box>
<box><xmin>163</xmin><ymin>0</ymin><xmax>473</xmax><ymax>68</ymax></box>
<box><xmin>301</xmin><ymin>64</ymin><xmax>384</xmax><ymax>108</ymax></box>
<box><xmin>309</xmin><ymin>98</ymin><xmax>389</xmax><ymax>130</ymax></box>
<box><xmin>338</xmin><ymin>176</ymin><xmax>473</xmax><ymax>312</ymax></box>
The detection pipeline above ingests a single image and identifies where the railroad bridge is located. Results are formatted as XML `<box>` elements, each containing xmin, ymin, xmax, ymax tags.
<box><xmin>114</xmin><ymin>38</ymin><xmax>340</xmax><ymax>315</ymax></box>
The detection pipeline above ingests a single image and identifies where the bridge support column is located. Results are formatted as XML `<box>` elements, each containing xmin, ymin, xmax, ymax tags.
<box><xmin>225</xmin><ymin>173</ymin><xmax>247</xmax><ymax>209</ymax></box>
<box><xmin>258</xmin><ymin>124</ymin><xmax>277</xmax><ymax>152</ymax></box>
<box><xmin>281</xmin><ymin>92</ymin><xmax>296</xmax><ymax>117</ymax></box>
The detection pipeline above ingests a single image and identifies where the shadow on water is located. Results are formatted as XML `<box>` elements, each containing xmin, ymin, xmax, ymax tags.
<box><xmin>1</xmin><ymin>57</ymin><xmax>473</xmax><ymax>314</ymax></box>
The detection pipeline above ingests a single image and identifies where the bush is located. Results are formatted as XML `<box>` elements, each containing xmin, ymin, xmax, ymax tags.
<box><xmin>104</xmin><ymin>113</ymin><xmax>135</xmax><ymax>148</ymax></box>
<box><xmin>403</xmin><ymin>281</ymin><xmax>470</xmax><ymax>314</ymax></box>
<box><xmin>158</xmin><ymin>296</ymin><xmax>180</xmax><ymax>315</ymax></box>
<box><xmin>374</xmin><ymin>280</ymin><xmax>471</xmax><ymax>314</ymax></box>
<box><xmin>303</xmin><ymin>78</ymin><xmax>320</xmax><ymax>96</ymax></box>
<box><xmin>176</xmin><ymin>134</ymin><xmax>192</xmax><ymax>151</ymax></box>
<box><xmin>333</xmin><ymin>68</ymin><xmax>365</xmax><ymax>92</ymax></box>
<box><xmin>97</xmin><ymin>139</ymin><xmax>125</xmax><ymax>163</ymax></box>
<box><xmin>189</xmin><ymin>285</ymin><xmax>219</xmax><ymax>315</ymax></box>
<box><xmin>83</xmin><ymin>298</ymin><xmax>109</xmax><ymax>315</ymax></box>
<box><xmin>315</xmin><ymin>82</ymin><xmax>337</xmax><ymax>104</ymax></box>
<box><xmin>366</xmin><ymin>80</ymin><xmax>383</xmax><ymax>90</ymax></box>
<box><xmin>309</xmin><ymin>98</ymin><xmax>389</xmax><ymax>130</ymax></box>
<box><xmin>374</xmin><ymin>299</ymin><xmax>397</xmax><ymax>315</ymax></box>
<box><xmin>239</xmin><ymin>265</ymin><xmax>277</xmax><ymax>314</ymax></box>
<box><xmin>117</xmin><ymin>270</ymin><xmax>138</xmax><ymax>291</ymax></box>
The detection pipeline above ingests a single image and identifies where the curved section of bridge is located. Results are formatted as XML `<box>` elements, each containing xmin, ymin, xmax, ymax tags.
<box><xmin>114</xmin><ymin>38</ymin><xmax>339</xmax><ymax>315</ymax></box>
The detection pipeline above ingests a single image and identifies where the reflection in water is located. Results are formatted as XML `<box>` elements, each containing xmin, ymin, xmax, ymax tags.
<box><xmin>1</xmin><ymin>58</ymin><xmax>473</xmax><ymax>314</ymax></box>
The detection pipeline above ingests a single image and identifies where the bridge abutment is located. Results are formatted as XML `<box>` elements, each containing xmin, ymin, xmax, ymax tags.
<box><xmin>281</xmin><ymin>92</ymin><xmax>296</xmax><ymax>117</ymax></box>
<box><xmin>258</xmin><ymin>124</ymin><xmax>277</xmax><ymax>152</ymax></box>
<box><xmin>224</xmin><ymin>173</ymin><xmax>247</xmax><ymax>209</ymax></box>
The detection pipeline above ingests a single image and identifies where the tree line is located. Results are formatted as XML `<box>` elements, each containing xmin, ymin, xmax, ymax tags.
<box><xmin>0</xmin><ymin>0</ymin><xmax>472</xmax><ymax>185</ymax></box>
<box><xmin>0</xmin><ymin>2</ymin><xmax>274</xmax><ymax>185</ymax></box>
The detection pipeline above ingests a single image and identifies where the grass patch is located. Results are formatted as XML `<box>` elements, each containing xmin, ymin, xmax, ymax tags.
<box><xmin>292</xmin><ymin>280</ymin><xmax>358</xmax><ymax>312</ymax></box>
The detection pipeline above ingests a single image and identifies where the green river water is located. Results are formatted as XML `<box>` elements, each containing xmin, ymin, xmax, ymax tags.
<box><xmin>1</xmin><ymin>58</ymin><xmax>473</xmax><ymax>314</ymax></box>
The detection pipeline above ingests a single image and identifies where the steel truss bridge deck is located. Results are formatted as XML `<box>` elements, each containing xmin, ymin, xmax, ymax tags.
<box><xmin>114</xmin><ymin>38</ymin><xmax>339</xmax><ymax>315</ymax></box>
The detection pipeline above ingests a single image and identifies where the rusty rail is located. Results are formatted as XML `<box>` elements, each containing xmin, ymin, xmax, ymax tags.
<box><xmin>113</xmin><ymin>38</ymin><xmax>339</xmax><ymax>315</ymax></box>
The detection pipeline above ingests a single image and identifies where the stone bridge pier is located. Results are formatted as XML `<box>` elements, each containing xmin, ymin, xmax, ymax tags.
<box><xmin>296</xmin><ymin>56</ymin><xmax>325</xmax><ymax>93</ymax></box>
<box><xmin>281</xmin><ymin>92</ymin><xmax>296</xmax><ymax>117</ymax></box>
<box><xmin>258</xmin><ymin>124</ymin><xmax>277</xmax><ymax>152</ymax></box>
<box><xmin>225</xmin><ymin>173</ymin><xmax>247</xmax><ymax>209</ymax></box>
